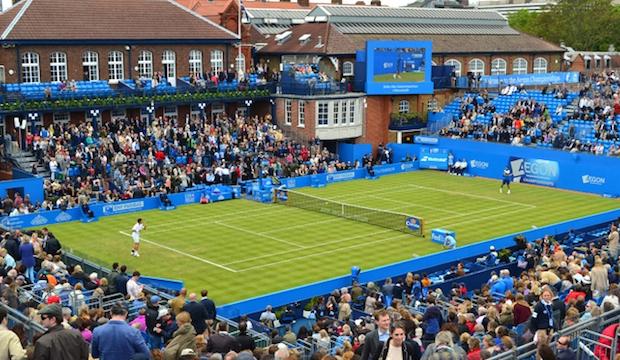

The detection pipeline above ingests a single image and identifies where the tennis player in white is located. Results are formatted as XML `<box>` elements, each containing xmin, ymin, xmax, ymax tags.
<box><xmin>131</xmin><ymin>218</ymin><xmax>145</xmax><ymax>257</ymax></box>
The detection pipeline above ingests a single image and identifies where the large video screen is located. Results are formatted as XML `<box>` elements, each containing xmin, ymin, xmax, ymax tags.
<box><xmin>365</xmin><ymin>40</ymin><xmax>433</xmax><ymax>95</ymax></box>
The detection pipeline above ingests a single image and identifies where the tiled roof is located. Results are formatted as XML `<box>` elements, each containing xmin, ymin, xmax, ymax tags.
<box><xmin>310</xmin><ymin>4</ymin><xmax>507</xmax><ymax>21</ymax></box>
<box><xmin>244</xmin><ymin>8</ymin><xmax>311</xmax><ymax>21</ymax></box>
<box><xmin>258</xmin><ymin>22</ymin><xmax>356</xmax><ymax>55</ymax></box>
<box><xmin>176</xmin><ymin>0</ymin><xmax>235</xmax><ymax>23</ymax></box>
<box><xmin>346</xmin><ymin>33</ymin><xmax>564</xmax><ymax>54</ymax></box>
<box><xmin>334</xmin><ymin>22</ymin><xmax>517</xmax><ymax>35</ymax></box>
<box><xmin>0</xmin><ymin>0</ymin><xmax>239</xmax><ymax>41</ymax></box>
<box><xmin>253</xmin><ymin>23</ymin><xmax>294</xmax><ymax>35</ymax></box>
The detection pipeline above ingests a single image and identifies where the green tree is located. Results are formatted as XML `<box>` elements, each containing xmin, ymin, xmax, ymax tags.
<box><xmin>508</xmin><ymin>9</ymin><xmax>541</xmax><ymax>36</ymax></box>
<box><xmin>509</xmin><ymin>0</ymin><xmax>620</xmax><ymax>51</ymax></box>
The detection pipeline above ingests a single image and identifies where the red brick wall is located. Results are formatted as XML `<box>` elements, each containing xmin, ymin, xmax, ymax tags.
<box><xmin>0</xmin><ymin>43</ymin><xmax>235</xmax><ymax>83</ymax></box>
<box><xmin>361</xmin><ymin>96</ymin><xmax>390</xmax><ymax>149</ymax></box>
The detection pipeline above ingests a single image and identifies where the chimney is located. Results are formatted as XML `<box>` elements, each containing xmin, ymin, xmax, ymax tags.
<box><xmin>331</xmin><ymin>0</ymin><xmax>342</xmax><ymax>4</ymax></box>
<box><xmin>370</xmin><ymin>0</ymin><xmax>381</xmax><ymax>5</ymax></box>
<box><xmin>355</xmin><ymin>0</ymin><xmax>365</xmax><ymax>4</ymax></box>
<box><xmin>298</xmin><ymin>0</ymin><xmax>309</xmax><ymax>6</ymax></box>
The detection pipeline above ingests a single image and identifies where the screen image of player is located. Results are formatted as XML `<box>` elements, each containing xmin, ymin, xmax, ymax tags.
<box><xmin>372</xmin><ymin>47</ymin><xmax>426</xmax><ymax>83</ymax></box>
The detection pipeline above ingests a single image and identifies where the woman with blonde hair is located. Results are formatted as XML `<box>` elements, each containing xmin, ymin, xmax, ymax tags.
<box><xmin>163</xmin><ymin>311</ymin><xmax>196</xmax><ymax>360</ymax></box>
<box><xmin>590</xmin><ymin>258</ymin><xmax>609</xmax><ymax>294</ymax></box>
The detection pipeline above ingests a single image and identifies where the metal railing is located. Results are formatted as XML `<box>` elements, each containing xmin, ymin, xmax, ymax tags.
<box><xmin>0</xmin><ymin>303</ymin><xmax>46</xmax><ymax>343</ymax></box>
<box><xmin>488</xmin><ymin>307</ymin><xmax>620</xmax><ymax>360</ymax></box>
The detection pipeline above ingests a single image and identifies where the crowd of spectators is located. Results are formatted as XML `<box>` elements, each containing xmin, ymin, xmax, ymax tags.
<box><xmin>1</xmin><ymin>219</ymin><xmax>618</xmax><ymax>360</ymax></box>
<box><xmin>439</xmin><ymin>91</ymin><xmax>558</xmax><ymax>146</ymax></box>
<box><xmin>0</xmin><ymin>111</ymin><xmax>359</xmax><ymax>216</ymax></box>
<box><xmin>441</xmin><ymin>72</ymin><xmax>620</xmax><ymax>157</ymax></box>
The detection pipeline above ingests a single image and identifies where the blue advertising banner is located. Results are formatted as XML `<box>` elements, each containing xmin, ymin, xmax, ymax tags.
<box><xmin>508</xmin><ymin>156</ymin><xmax>560</xmax><ymax>187</ymax></box>
<box><xmin>419</xmin><ymin>148</ymin><xmax>448</xmax><ymax>170</ymax></box>
<box><xmin>388</xmin><ymin>138</ymin><xmax>620</xmax><ymax>197</ymax></box>
<box><xmin>365</xmin><ymin>40</ymin><xmax>434</xmax><ymax>95</ymax></box>
<box><xmin>414</xmin><ymin>135</ymin><xmax>439</xmax><ymax>145</ymax></box>
<box><xmin>479</xmin><ymin>72</ymin><xmax>580</xmax><ymax>88</ymax></box>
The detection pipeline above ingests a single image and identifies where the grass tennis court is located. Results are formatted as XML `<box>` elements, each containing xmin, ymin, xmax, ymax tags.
<box><xmin>373</xmin><ymin>72</ymin><xmax>426</xmax><ymax>83</ymax></box>
<box><xmin>38</xmin><ymin>171</ymin><xmax>619</xmax><ymax>305</ymax></box>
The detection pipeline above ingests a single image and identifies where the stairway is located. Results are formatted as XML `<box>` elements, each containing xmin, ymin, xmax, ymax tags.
<box><xmin>10</xmin><ymin>150</ymin><xmax>50</xmax><ymax>178</ymax></box>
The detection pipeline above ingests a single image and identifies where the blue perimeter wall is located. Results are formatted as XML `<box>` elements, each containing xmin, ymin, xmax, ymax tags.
<box><xmin>390</xmin><ymin>138</ymin><xmax>620</xmax><ymax>197</ymax></box>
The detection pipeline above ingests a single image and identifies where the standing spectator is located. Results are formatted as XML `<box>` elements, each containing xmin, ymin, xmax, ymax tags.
<box><xmin>608</xmin><ymin>224</ymin><xmax>619</xmax><ymax>261</ymax></box>
<box><xmin>529</xmin><ymin>287</ymin><xmax>557</xmax><ymax>333</ymax></box>
<box><xmin>235</xmin><ymin>322</ymin><xmax>256</xmax><ymax>352</ymax></box>
<box><xmin>590</xmin><ymin>258</ymin><xmax>610</xmax><ymax>295</ymax></box>
<box><xmin>18</xmin><ymin>235</ymin><xmax>35</xmax><ymax>282</ymax></box>
<box><xmin>182</xmin><ymin>293</ymin><xmax>208</xmax><ymax>335</ymax></box>
<box><xmin>379</xmin><ymin>322</ymin><xmax>421</xmax><ymax>360</ymax></box>
<box><xmin>91</xmin><ymin>304</ymin><xmax>150</xmax><ymax>360</ymax></box>
<box><xmin>163</xmin><ymin>311</ymin><xmax>197</xmax><ymax>360</ymax></box>
<box><xmin>0</xmin><ymin>307</ymin><xmax>27</xmax><ymax>360</ymax></box>
<box><xmin>361</xmin><ymin>309</ymin><xmax>391</xmax><ymax>360</ymax></box>
<box><xmin>115</xmin><ymin>265</ymin><xmax>129</xmax><ymax>297</ymax></box>
<box><xmin>170</xmin><ymin>288</ymin><xmax>187</xmax><ymax>316</ymax></box>
<box><xmin>106</xmin><ymin>262</ymin><xmax>120</xmax><ymax>294</ymax></box>
<box><xmin>207</xmin><ymin>322</ymin><xmax>239</xmax><ymax>355</ymax></box>
<box><xmin>33</xmin><ymin>303</ymin><xmax>89</xmax><ymax>360</ymax></box>
<box><xmin>200</xmin><ymin>289</ymin><xmax>217</xmax><ymax>327</ymax></box>
<box><xmin>126</xmin><ymin>271</ymin><xmax>144</xmax><ymax>300</ymax></box>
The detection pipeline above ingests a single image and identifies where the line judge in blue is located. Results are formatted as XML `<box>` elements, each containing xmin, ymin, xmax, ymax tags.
<box><xmin>500</xmin><ymin>167</ymin><xmax>512</xmax><ymax>194</ymax></box>
<box><xmin>443</xmin><ymin>234</ymin><xmax>456</xmax><ymax>249</ymax></box>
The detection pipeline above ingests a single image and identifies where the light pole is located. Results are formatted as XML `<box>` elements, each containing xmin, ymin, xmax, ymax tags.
<box><xmin>198</xmin><ymin>102</ymin><xmax>206</xmax><ymax>127</ymax></box>
<box><xmin>146</xmin><ymin>101</ymin><xmax>155</xmax><ymax>124</ymax></box>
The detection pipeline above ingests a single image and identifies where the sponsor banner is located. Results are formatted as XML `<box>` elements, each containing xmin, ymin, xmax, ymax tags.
<box><xmin>419</xmin><ymin>148</ymin><xmax>448</xmax><ymax>170</ymax></box>
<box><xmin>479</xmin><ymin>72</ymin><xmax>580</xmax><ymax>88</ymax></box>
<box><xmin>101</xmin><ymin>200</ymin><xmax>146</xmax><ymax>216</ymax></box>
<box><xmin>469</xmin><ymin>159</ymin><xmax>489</xmax><ymax>170</ymax></box>
<box><xmin>405</xmin><ymin>217</ymin><xmax>421</xmax><ymax>231</ymax></box>
<box><xmin>326</xmin><ymin>170</ymin><xmax>357</xmax><ymax>183</ymax></box>
<box><xmin>414</xmin><ymin>136</ymin><xmax>439</xmax><ymax>145</ymax></box>
<box><xmin>581</xmin><ymin>174</ymin><xmax>606</xmax><ymax>186</ymax></box>
<box><xmin>509</xmin><ymin>157</ymin><xmax>560</xmax><ymax>187</ymax></box>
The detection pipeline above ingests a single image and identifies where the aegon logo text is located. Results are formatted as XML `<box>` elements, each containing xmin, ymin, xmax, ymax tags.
<box><xmin>523</xmin><ymin>161</ymin><xmax>558</xmax><ymax>178</ymax></box>
<box><xmin>469</xmin><ymin>160</ymin><xmax>489</xmax><ymax>169</ymax></box>
<box><xmin>582</xmin><ymin>175</ymin><xmax>606</xmax><ymax>185</ymax></box>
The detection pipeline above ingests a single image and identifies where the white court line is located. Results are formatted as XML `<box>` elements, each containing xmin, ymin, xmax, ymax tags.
<box><xmin>213</xmin><ymin>221</ymin><xmax>305</xmax><ymax>249</ymax></box>
<box><xmin>223</xmin><ymin>229</ymin><xmax>394</xmax><ymax>266</ymax></box>
<box><xmin>118</xmin><ymin>231</ymin><xmax>238</xmax><ymax>273</ymax></box>
<box><xmin>437</xmin><ymin>206</ymin><xmax>535</xmax><ymax>229</ymax></box>
<box><xmin>366</xmin><ymin>194</ymin><xmax>460</xmax><ymax>215</ymax></box>
<box><xmin>236</xmin><ymin>232</ymin><xmax>412</xmax><ymax>272</ymax></box>
<box><xmin>426</xmin><ymin>204</ymin><xmax>516</xmax><ymax>225</ymax></box>
<box><xmin>407</xmin><ymin>184</ymin><xmax>537</xmax><ymax>208</ymax></box>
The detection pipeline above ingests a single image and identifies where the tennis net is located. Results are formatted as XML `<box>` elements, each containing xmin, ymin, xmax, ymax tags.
<box><xmin>273</xmin><ymin>189</ymin><xmax>424</xmax><ymax>236</ymax></box>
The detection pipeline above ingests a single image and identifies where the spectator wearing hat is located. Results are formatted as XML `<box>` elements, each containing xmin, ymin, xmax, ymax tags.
<box><xmin>91</xmin><ymin>303</ymin><xmax>150</xmax><ymax>360</ymax></box>
<box><xmin>33</xmin><ymin>303</ymin><xmax>89</xmax><ymax>360</ymax></box>
<box><xmin>0</xmin><ymin>307</ymin><xmax>26</xmax><ymax>360</ymax></box>
<box><xmin>180</xmin><ymin>348</ymin><xmax>198</xmax><ymax>360</ymax></box>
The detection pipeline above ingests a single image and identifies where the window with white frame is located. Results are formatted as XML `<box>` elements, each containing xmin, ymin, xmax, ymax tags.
<box><xmin>284</xmin><ymin>99</ymin><xmax>292</xmax><ymax>125</ymax></box>
<box><xmin>605</xmin><ymin>57</ymin><xmax>612</xmax><ymax>68</ymax></box>
<box><xmin>399</xmin><ymin>100</ymin><xmax>410</xmax><ymax>114</ymax></box>
<box><xmin>0</xmin><ymin>118</ymin><xmax>5</xmax><ymax>137</ymax></box>
<box><xmin>349</xmin><ymin>100</ymin><xmax>355</xmax><ymax>124</ymax></box>
<box><xmin>0</xmin><ymin>66</ymin><xmax>5</xmax><ymax>84</ymax></box>
<box><xmin>595</xmin><ymin>57</ymin><xmax>601</xmax><ymax>68</ymax></box>
<box><xmin>138</xmin><ymin>50</ymin><xmax>153</xmax><ymax>78</ymax></box>
<box><xmin>491</xmin><ymin>58</ymin><xmax>507</xmax><ymax>75</ymax></box>
<box><xmin>53</xmin><ymin>113</ymin><xmax>70</xmax><ymax>125</ymax></box>
<box><xmin>210</xmin><ymin>50</ymin><xmax>224</xmax><ymax>74</ymax></box>
<box><xmin>236</xmin><ymin>54</ymin><xmax>245</xmax><ymax>73</ymax></box>
<box><xmin>189</xmin><ymin>50</ymin><xmax>203</xmax><ymax>76</ymax></box>
<box><xmin>340</xmin><ymin>100</ymin><xmax>346</xmax><ymax>125</ymax></box>
<box><xmin>333</xmin><ymin>101</ymin><xmax>339</xmax><ymax>125</ymax></box>
<box><xmin>164</xmin><ymin>105</ymin><xmax>177</xmax><ymax>121</ymax></box>
<box><xmin>162</xmin><ymin>50</ymin><xmax>176</xmax><ymax>81</ymax></box>
<box><xmin>512</xmin><ymin>58</ymin><xmax>528</xmax><ymax>75</ymax></box>
<box><xmin>298</xmin><ymin>100</ymin><xmax>305</xmax><ymax>127</ymax></box>
<box><xmin>21</xmin><ymin>52</ymin><xmax>40</xmax><ymax>83</ymax></box>
<box><xmin>317</xmin><ymin>102</ymin><xmax>329</xmax><ymax>126</ymax></box>
<box><xmin>82</xmin><ymin>51</ymin><xmax>99</xmax><ymax>81</ymax></box>
<box><xmin>468</xmin><ymin>58</ymin><xmax>485</xmax><ymax>75</ymax></box>
<box><xmin>585</xmin><ymin>58</ymin><xmax>592</xmax><ymax>70</ymax></box>
<box><xmin>49</xmin><ymin>52</ymin><xmax>67</xmax><ymax>82</ymax></box>
<box><xmin>445</xmin><ymin>59</ymin><xmax>462</xmax><ymax>77</ymax></box>
<box><xmin>108</xmin><ymin>51</ymin><xmax>124</xmax><ymax>81</ymax></box>
<box><xmin>533</xmin><ymin>57</ymin><xmax>548</xmax><ymax>74</ymax></box>
<box><xmin>342</xmin><ymin>61</ymin><xmax>354</xmax><ymax>76</ymax></box>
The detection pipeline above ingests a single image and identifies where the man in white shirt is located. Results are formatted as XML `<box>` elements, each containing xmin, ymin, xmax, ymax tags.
<box><xmin>126</xmin><ymin>271</ymin><xmax>144</xmax><ymax>300</ymax></box>
<box><xmin>131</xmin><ymin>218</ymin><xmax>145</xmax><ymax>257</ymax></box>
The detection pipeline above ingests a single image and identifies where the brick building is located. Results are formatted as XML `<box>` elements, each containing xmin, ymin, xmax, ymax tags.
<box><xmin>0</xmin><ymin>0</ymin><xmax>257</xmax><ymax>133</ymax></box>
<box><xmin>260</xmin><ymin>4</ymin><xmax>565</xmax><ymax>150</ymax></box>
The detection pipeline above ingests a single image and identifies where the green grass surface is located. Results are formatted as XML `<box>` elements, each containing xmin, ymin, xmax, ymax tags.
<box><xmin>39</xmin><ymin>171</ymin><xmax>619</xmax><ymax>305</ymax></box>
<box><xmin>373</xmin><ymin>72</ymin><xmax>426</xmax><ymax>83</ymax></box>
